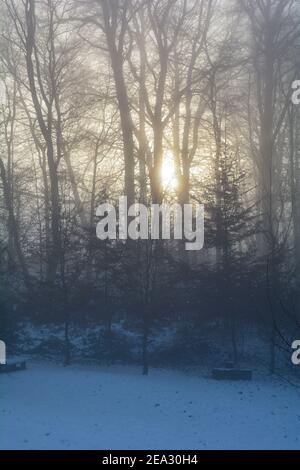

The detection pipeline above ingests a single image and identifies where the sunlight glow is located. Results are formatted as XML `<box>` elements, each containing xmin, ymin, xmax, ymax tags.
<box><xmin>161</xmin><ymin>152</ymin><xmax>178</xmax><ymax>191</ymax></box>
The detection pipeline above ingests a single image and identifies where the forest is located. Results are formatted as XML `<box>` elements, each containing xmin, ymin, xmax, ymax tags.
<box><xmin>0</xmin><ymin>0</ymin><xmax>300</xmax><ymax>379</ymax></box>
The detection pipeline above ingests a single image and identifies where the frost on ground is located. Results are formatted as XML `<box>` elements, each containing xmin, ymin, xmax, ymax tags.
<box><xmin>1</xmin><ymin>361</ymin><xmax>300</xmax><ymax>450</ymax></box>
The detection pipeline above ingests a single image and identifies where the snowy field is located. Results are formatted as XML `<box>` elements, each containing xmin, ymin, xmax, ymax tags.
<box><xmin>1</xmin><ymin>361</ymin><xmax>300</xmax><ymax>450</ymax></box>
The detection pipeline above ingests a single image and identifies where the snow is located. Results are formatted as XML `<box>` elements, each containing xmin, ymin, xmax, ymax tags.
<box><xmin>1</xmin><ymin>361</ymin><xmax>300</xmax><ymax>450</ymax></box>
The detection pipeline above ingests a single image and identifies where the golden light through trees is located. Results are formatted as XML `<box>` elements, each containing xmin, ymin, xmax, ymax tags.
<box><xmin>161</xmin><ymin>151</ymin><xmax>178</xmax><ymax>192</ymax></box>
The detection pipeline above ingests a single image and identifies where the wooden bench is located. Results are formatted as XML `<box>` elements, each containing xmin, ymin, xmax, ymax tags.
<box><xmin>0</xmin><ymin>359</ymin><xmax>27</xmax><ymax>374</ymax></box>
<box><xmin>212</xmin><ymin>368</ymin><xmax>252</xmax><ymax>381</ymax></box>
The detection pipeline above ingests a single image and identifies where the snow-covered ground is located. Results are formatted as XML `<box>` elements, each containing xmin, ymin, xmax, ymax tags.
<box><xmin>1</xmin><ymin>361</ymin><xmax>300</xmax><ymax>450</ymax></box>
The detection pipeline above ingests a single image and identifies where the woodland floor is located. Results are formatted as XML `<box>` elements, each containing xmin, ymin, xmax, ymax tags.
<box><xmin>1</xmin><ymin>360</ymin><xmax>300</xmax><ymax>450</ymax></box>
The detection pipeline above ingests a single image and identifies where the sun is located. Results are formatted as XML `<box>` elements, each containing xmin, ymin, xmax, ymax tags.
<box><xmin>161</xmin><ymin>151</ymin><xmax>178</xmax><ymax>191</ymax></box>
